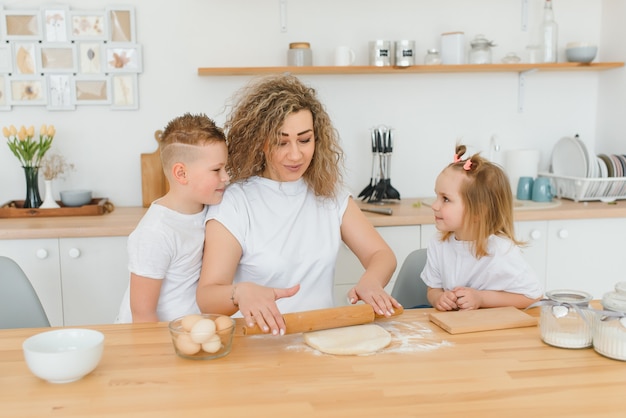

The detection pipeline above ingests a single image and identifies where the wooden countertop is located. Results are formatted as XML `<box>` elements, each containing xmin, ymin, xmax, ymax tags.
<box><xmin>1</xmin><ymin>198</ymin><xmax>625</xmax><ymax>240</ymax></box>
<box><xmin>2</xmin><ymin>307</ymin><xmax>623</xmax><ymax>417</ymax></box>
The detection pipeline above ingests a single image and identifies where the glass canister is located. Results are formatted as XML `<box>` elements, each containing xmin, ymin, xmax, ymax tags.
<box><xmin>424</xmin><ymin>49</ymin><xmax>442</xmax><ymax>65</ymax></box>
<box><xmin>540</xmin><ymin>289</ymin><xmax>594</xmax><ymax>349</ymax></box>
<box><xmin>593</xmin><ymin>282</ymin><xmax>626</xmax><ymax>361</ymax></box>
<box><xmin>468</xmin><ymin>34</ymin><xmax>495</xmax><ymax>64</ymax></box>
<box><xmin>287</xmin><ymin>42</ymin><xmax>312</xmax><ymax>66</ymax></box>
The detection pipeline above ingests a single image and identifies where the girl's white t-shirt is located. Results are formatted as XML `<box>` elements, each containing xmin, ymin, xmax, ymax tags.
<box><xmin>116</xmin><ymin>203</ymin><xmax>206</xmax><ymax>323</ymax></box>
<box><xmin>205</xmin><ymin>176</ymin><xmax>350</xmax><ymax>314</ymax></box>
<box><xmin>421</xmin><ymin>233</ymin><xmax>543</xmax><ymax>299</ymax></box>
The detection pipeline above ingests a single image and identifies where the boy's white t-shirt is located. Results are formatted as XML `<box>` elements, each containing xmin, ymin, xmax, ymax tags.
<box><xmin>116</xmin><ymin>203</ymin><xmax>207</xmax><ymax>323</ymax></box>
<box><xmin>421</xmin><ymin>234</ymin><xmax>543</xmax><ymax>299</ymax></box>
<box><xmin>205</xmin><ymin>176</ymin><xmax>350</xmax><ymax>314</ymax></box>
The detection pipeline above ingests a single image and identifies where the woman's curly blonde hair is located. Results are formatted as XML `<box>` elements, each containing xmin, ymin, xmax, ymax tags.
<box><xmin>224</xmin><ymin>74</ymin><xmax>344</xmax><ymax>198</ymax></box>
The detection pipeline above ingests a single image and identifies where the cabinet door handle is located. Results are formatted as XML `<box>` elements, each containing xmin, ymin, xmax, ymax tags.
<box><xmin>530</xmin><ymin>230</ymin><xmax>542</xmax><ymax>240</ymax></box>
<box><xmin>36</xmin><ymin>249</ymin><xmax>48</xmax><ymax>259</ymax></box>
<box><xmin>68</xmin><ymin>248</ymin><xmax>81</xmax><ymax>258</ymax></box>
<box><xmin>558</xmin><ymin>229</ymin><xmax>569</xmax><ymax>239</ymax></box>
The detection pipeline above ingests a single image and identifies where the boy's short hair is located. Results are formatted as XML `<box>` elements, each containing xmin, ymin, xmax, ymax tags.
<box><xmin>160</xmin><ymin>113</ymin><xmax>226</xmax><ymax>171</ymax></box>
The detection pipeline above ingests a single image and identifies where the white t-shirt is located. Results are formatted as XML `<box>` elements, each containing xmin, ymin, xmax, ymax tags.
<box><xmin>205</xmin><ymin>176</ymin><xmax>350</xmax><ymax>314</ymax></box>
<box><xmin>116</xmin><ymin>203</ymin><xmax>207</xmax><ymax>323</ymax></box>
<box><xmin>421</xmin><ymin>233</ymin><xmax>543</xmax><ymax>299</ymax></box>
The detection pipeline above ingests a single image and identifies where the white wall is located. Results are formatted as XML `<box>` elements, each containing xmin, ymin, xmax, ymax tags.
<box><xmin>0</xmin><ymin>0</ymin><xmax>621</xmax><ymax>207</ymax></box>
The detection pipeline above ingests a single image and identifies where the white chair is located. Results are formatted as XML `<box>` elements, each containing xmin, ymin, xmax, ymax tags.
<box><xmin>391</xmin><ymin>248</ymin><xmax>431</xmax><ymax>309</ymax></box>
<box><xmin>0</xmin><ymin>256</ymin><xmax>50</xmax><ymax>328</ymax></box>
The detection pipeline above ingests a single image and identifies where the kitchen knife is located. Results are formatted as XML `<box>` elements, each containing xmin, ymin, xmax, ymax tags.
<box><xmin>235</xmin><ymin>304</ymin><xmax>404</xmax><ymax>336</ymax></box>
<box><xmin>361</xmin><ymin>207</ymin><xmax>393</xmax><ymax>216</ymax></box>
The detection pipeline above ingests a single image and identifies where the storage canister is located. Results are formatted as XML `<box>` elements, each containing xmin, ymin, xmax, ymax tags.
<box><xmin>593</xmin><ymin>282</ymin><xmax>626</xmax><ymax>361</ymax></box>
<box><xmin>394</xmin><ymin>40</ymin><xmax>415</xmax><ymax>67</ymax></box>
<box><xmin>288</xmin><ymin>42</ymin><xmax>312</xmax><ymax>66</ymax></box>
<box><xmin>468</xmin><ymin>34</ymin><xmax>495</xmax><ymax>64</ymax></box>
<box><xmin>540</xmin><ymin>289</ymin><xmax>594</xmax><ymax>349</ymax></box>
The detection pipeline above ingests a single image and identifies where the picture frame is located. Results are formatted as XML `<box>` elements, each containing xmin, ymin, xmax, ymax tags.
<box><xmin>106</xmin><ymin>7</ymin><xmax>135</xmax><ymax>43</ymax></box>
<box><xmin>0</xmin><ymin>74</ymin><xmax>10</xmax><ymax>111</ymax></box>
<box><xmin>1</xmin><ymin>9</ymin><xmax>42</xmax><ymax>41</ymax></box>
<box><xmin>105</xmin><ymin>44</ymin><xmax>142</xmax><ymax>73</ymax></box>
<box><xmin>111</xmin><ymin>73</ymin><xmax>138</xmax><ymax>110</ymax></box>
<box><xmin>46</xmin><ymin>74</ymin><xmax>74</xmax><ymax>110</ymax></box>
<box><xmin>72</xmin><ymin>76</ymin><xmax>111</xmax><ymax>105</ymax></box>
<box><xmin>38</xmin><ymin>43</ymin><xmax>77</xmax><ymax>73</ymax></box>
<box><xmin>9</xmin><ymin>76</ymin><xmax>47</xmax><ymax>105</ymax></box>
<box><xmin>41</xmin><ymin>5</ymin><xmax>70</xmax><ymax>42</ymax></box>
<box><xmin>77</xmin><ymin>42</ymin><xmax>103</xmax><ymax>74</ymax></box>
<box><xmin>69</xmin><ymin>10</ymin><xmax>107</xmax><ymax>40</ymax></box>
<box><xmin>12</xmin><ymin>42</ymin><xmax>38</xmax><ymax>75</ymax></box>
<box><xmin>0</xmin><ymin>44</ymin><xmax>13</xmax><ymax>73</ymax></box>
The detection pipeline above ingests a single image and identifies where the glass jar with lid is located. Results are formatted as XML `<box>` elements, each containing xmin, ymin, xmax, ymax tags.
<box><xmin>288</xmin><ymin>42</ymin><xmax>312</xmax><ymax>66</ymax></box>
<box><xmin>593</xmin><ymin>282</ymin><xmax>626</xmax><ymax>361</ymax></box>
<box><xmin>424</xmin><ymin>49</ymin><xmax>441</xmax><ymax>65</ymax></box>
<box><xmin>540</xmin><ymin>289</ymin><xmax>594</xmax><ymax>349</ymax></box>
<box><xmin>468</xmin><ymin>34</ymin><xmax>495</xmax><ymax>64</ymax></box>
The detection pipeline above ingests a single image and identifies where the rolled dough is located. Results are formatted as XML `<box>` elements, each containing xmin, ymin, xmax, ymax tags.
<box><xmin>303</xmin><ymin>324</ymin><xmax>391</xmax><ymax>355</ymax></box>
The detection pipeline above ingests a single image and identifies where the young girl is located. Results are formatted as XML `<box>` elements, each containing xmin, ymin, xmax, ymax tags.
<box><xmin>421</xmin><ymin>144</ymin><xmax>543</xmax><ymax>311</ymax></box>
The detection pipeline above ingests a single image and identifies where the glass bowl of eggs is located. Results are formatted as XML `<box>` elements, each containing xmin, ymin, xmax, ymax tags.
<box><xmin>168</xmin><ymin>313</ymin><xmax>235</xmax><ymax>360</ymax></box>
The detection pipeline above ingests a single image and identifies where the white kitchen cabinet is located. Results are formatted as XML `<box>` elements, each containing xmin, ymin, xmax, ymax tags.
<box><xmin>59</xmin><ymin>237</ymin><xmax>129</xmax><ymax>326</ymax></box>
<box><xmin>0</xmin><ymin>236</ymin><xmax>129</xmax><ymax>327</ymax></box>
<box><xmin>333</xmin><ymin>225</ymin><xmax>420</xmax><ymax>306</ymax></box>
<box><xmin>545</xmin><ymin>218</ymin><xmax>626</xmax><ymax>299</ymax></box>
<box><xmin>0</xmin><ymin>239</ymin><xmax>63</xmax><ymax>327</ymax></box>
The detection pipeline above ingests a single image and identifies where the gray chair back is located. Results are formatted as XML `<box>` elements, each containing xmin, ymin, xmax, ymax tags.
<box><xmin>391</xmin><ymin>248</ymin><xmax>430</xmax><ymax>309</ymax></box>
<box><xmin>0</xmin><ymin>256</ymin><xmax>50</xmax><ymax>329</ymax></box>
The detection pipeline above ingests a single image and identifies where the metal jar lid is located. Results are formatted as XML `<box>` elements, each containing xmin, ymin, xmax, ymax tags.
<box><xmin>602</xmin><ymin>282</ymin><xmax>626</xmax><ymax>313</ymax></box>
<box><xmin>545</xmin><ymin>289</ymin><xmax>592</xmax><ymax>306</ymax></box>
<box><xmin>289</xmin><ymin>42</ymin><xmax>310</xmax><ymax>49</ymax></box>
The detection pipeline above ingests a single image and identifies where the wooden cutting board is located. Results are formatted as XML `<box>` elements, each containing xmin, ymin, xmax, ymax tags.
<box><xmin>428</xmin><ymin>306</ymin><xmax>537</xmax><ymax>334</ymax></box>
<box><xmin>141</xmin><ymin>130</ymin><xmax>169</xmax><ymax>207</ymax></box>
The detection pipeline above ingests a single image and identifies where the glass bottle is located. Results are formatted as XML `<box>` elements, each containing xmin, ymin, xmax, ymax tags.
<box><xmin>468</xmin><ymin>34</ymin><xmax>495</xmax><ymax>64</ymax></box>
<box><xmin>540</xmin><ymin>0</ymin><xmax>558</xmax><ymax>63</ymax></box>
<box><xmin>424</xmin><ymin>49</ymin><xmax>441</xmax><ymax>65</ymax></box>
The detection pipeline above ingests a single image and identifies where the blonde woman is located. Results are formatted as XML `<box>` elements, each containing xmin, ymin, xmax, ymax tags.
<box><xmin>197</xmin><ymin>75</ymin><xmax>398</xmax><ymax>335</ymax></box>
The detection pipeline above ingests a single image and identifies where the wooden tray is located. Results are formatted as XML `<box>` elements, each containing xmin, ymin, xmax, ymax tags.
<box><xmin>429</xmin><ymin>306</ymin><xmax>538</xmax><ymax>334</ymax></box>
<box><xmin>0</xmin><ymin>198</ymin><xmax>114</xmax><ymax>218</ymax></box>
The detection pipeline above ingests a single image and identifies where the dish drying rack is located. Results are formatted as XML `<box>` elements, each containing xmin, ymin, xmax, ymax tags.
<box><xmin>538</xmin><ymin>172</ymin><xmax>626</xmax><ymax>202</ymax></box>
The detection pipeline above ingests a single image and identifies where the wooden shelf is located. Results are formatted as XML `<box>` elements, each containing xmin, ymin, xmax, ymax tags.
<box><xmin>198</xmin><ymin>62</ymin><xmax>624</xmax><ymax>76</ymax></box>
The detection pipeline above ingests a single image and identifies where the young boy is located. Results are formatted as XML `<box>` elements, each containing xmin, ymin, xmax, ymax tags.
<box><xmin>116</xmin><ymin>113</ymin><xmax>229</xmax><ymax>323</ymax></box>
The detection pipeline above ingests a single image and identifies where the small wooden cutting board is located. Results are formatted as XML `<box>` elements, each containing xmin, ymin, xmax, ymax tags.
<box><xmin>428</xmin><ymin>306</ymin><xmax>537</xmax><ymax>334</ymax></box>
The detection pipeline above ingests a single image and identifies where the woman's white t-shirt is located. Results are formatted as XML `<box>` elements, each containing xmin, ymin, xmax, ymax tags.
<box><xmin>421</xmin><ymin>234</ymin><xmax>543</xmax><ymax>299</ymax></box>
<box><xmin>205</xmin><ymin>176</ymin><xmax>350</xmax><ymax>313</ymax></box>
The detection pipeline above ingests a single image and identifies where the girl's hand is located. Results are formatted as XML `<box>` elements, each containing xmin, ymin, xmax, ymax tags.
<box><xmin>348</xmin><ymin>280</ymin><xmax>401</xmax><ymax>317</ymax></box>
<box><xmin>434</xmin><ymin>290</ymin><xmax>458</xmax><ymax>311</ymax></box>
<box><xmin>453</xmin><ymin>287</ymin><xmax>481</xmax><ymax>310</ymax></box>
<box><xmin>235</xmin><ymin>282</ymin><xmax>300</xmax><ymax>336</ymax></box>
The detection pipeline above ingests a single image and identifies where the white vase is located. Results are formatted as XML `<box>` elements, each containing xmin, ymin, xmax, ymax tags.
<box><xmin>39</xmin><ymin>180</ymin><xmax>60</xmax><ymax>208</ymax></box>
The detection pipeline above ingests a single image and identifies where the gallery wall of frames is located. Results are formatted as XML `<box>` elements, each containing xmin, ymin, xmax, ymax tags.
<box><xmin>0</xmin><ymin>5</ymin><xmax>141</xmax><ymax>111</ymax></box>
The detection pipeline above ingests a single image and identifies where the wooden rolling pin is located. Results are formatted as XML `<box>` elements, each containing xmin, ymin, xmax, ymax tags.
<box><xmin>235</xmin><ymin>304</ymin><xmax>404</xmax><ymax>336</ymax></box>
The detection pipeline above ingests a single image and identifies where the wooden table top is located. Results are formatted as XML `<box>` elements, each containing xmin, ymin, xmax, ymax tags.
<box><xmin>1</xmin><ymin>307</ymin><xmax>624</xmax><ymax>417</ymax></box>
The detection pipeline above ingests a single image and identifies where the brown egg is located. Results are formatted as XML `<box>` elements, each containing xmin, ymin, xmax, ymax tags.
<box><xmin>175</xmin><ymin>333</ymin><xmax>201</xmax><ymax>355</ymax></box>
<box><xmin>190</xmin><ymin>318</ymin><xmax>216</xmax><ymax>344</ymax></box>
<box><xmin>181</xmin><ymin>314</ymin><xmax>204</xmax><ymax>332</ymax></box>
<box><xmin>201</xmin><ymin>334</ymin><xmax>222</xmax><ymax>354</ymax></box>
<box><xmin>214</xmin><ymin>315</ymin><xmax>234</xmax><ymax>331</ymax></box>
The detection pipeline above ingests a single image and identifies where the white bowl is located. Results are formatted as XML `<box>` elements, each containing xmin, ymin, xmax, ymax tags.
<box><xmin>60</xmin><ymin>189</ymin><xmax>92</xmax><ymax>207</ymax></box>
<box><xmin>565</xmin><ymin>43</ymin><xmax>598</xmax><ymax>63</ymax></box>
<box><xmin>23</xmin><ymin>328</ymin><xmax>104</xmax><ymax>383</ymax></box>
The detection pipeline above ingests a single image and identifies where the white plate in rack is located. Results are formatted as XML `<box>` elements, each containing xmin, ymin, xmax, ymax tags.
<box><xmin>551</xmin><ymin>136</ymin><xmax>588</xmax><ymax>178</ymax></box>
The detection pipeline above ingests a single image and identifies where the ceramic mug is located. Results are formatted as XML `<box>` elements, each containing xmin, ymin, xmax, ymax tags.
<box><xmin>516</xmin><ymin>177</ymin><xmax>534</xmax><ymax>201</ymax></box>
<box><xmin>334</xmin><ymin>46</ymin><xmax>355</xmax><ymax>66</ymax></box>
<box><xmin>532</xmin><ymin>177</ymin><xmax>553</xmax><ymax>202</ymax></box>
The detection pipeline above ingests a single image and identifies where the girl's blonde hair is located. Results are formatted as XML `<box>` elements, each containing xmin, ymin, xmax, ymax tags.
<box><xmin>224</xmin><ymin>74</ymin><xmax>343</xmax><ymax>198</ymax></box>
<box><xmin>440</xmin><ymin>144</ymin><xmax>523</xmax><ymax>257</ymax></box>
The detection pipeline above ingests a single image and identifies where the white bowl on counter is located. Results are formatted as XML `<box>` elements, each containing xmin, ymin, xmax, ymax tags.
<box><xmin>22</xmin><ymin>328</ymin><xmax>104</xmax><ymax>383</ymax></box>
<box><xmin>60</xmin><ymin>189</ymin><xmax>92</xmax><ymax>207</ymax></box>
<box><xmin>565</xmin><ymin>42</ymin><xmax>598</xmax><ymax>63</ymax></box>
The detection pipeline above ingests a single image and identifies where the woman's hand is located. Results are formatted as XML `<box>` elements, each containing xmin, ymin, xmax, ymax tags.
<box><xmin>235</xmin><ymin>282</ymin><xmax>300</xmax><ymax>336</ymax></box>
<box><xmin>347</xmin><ymin>279</ymin><xmax>400</xmax><ymax>317</ymax></box>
